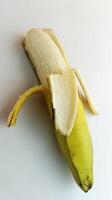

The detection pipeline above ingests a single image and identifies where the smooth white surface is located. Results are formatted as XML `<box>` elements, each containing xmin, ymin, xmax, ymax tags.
<box><xmin>0</xmin><ymin>0</ymin><xmax>111</xmax><ymax>199</ymax></box>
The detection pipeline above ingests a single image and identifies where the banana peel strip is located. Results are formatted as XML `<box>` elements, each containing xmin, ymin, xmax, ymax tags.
<box><xmin>8</xmin><ymin>85</ymin><xmax>45</xmax><ymax>127</ymax></box>
<box><xmin>43</xmin><ymin>29</ymin><xmax>69</xmax><ymax>66</ymax></box>
<box><xmin>73</xmin><ymin>68</ymin><xmax>98</xmax><ymax>115</ymax></box>
<box><xmin>48</xmin><ymin>70</ymin><xmax>78</xmax><ymax>136</ymax></box>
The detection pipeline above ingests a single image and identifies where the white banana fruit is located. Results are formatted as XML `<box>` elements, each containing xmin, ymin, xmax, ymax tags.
<box><xmin>8</xmin><ymin>28</ymin><xmax>97</xmax><ymax>192</ymax></box>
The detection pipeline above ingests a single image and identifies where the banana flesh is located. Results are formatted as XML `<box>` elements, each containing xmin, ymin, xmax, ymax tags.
<box><xmin>24</xmin><ymin>29</ymin><xmax>69</xmax><ymax>87</ymax></box>
<box><xmin>8</xmin><ymin>28</ymin><xmax>97</xmax><ymax>192</ymax></box>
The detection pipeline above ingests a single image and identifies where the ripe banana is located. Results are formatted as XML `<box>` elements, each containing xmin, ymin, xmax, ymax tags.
<box><xmin>8</xmin><ymin>28</ymin><xmax>97</xmax><ymax>192</ymax></box>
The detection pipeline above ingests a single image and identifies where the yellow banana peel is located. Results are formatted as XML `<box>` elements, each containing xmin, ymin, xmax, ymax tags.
<box><xmin>8</xmin><ymin>28</ymin><xmax>97</xmax><ymax>192</ymax></box>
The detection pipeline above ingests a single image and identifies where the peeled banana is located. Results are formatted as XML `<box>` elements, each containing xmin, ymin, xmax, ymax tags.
<box><xmin>8</xmin><ymin>28</ymin><xmax>97</xmax><ymax>192</ymax></box>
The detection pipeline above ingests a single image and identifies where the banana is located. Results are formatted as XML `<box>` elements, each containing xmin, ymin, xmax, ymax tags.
<box><xmin>8</xmin><ymin>28</ymin><xmax>97</xmax><ymax>192</ymax></box>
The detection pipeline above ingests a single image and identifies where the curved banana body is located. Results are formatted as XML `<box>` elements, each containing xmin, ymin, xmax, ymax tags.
<box><xmin>56</xmin><ymin>98</ymin><xmax>93</xmax><ymax>192</ymax></box>
<box><xmin>8</xmin><ymin>29</ymin><xmax>97</xmax><ymax>192</ymax></box>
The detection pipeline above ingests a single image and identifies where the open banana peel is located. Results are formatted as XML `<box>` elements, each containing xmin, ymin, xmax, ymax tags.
<box><xmin>8</xmin><ymin>28</ymin><xmax>97</xmax><ymax>192</ymax></box>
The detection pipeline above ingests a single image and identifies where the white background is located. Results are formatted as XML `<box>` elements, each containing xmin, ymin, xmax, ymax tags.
<box><xmin>0</xmin><ymin>0</ymin><xmax>111</xmax><ymax>199</ymax></box>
